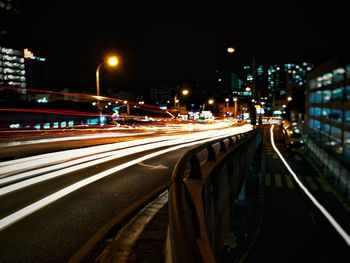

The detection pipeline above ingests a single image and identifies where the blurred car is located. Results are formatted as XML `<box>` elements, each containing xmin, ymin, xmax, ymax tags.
<box><xmin>285</xmin><ymin>127</ymin><xmax>304</xmax><ymax>152</ymax></box>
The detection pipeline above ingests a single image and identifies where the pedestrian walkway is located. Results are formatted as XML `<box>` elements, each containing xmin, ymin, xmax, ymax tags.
<box><xmin>244</xmin><ymin>125</ymin><xmax>350</xmax><ymax>262</ymax></box>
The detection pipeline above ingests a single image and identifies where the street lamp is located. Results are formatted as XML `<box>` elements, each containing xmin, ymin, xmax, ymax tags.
<box><xmin>202</xmin><ymin>99</ymin><xmax>214</xmax><ymax>111</ymax></box>
<box><xmin>96</xmin><ymin>55</ymin><xmax>119</xmax><ymax>97</ymax></box>
<box><xmin>233</xmin><ymin>97</ymin><xmax>238</xmax><ymax>117</ymax></box>
<box><xmin>225</xmin><ymin>98</ymin><xmax>229</xmax><ymax>108</ymax></box>
<box><xmin>95</xmin><ymin>55</ymin><xmax>119</xmax><ymax>124</ymax></box>
<box><xmin>227</xmin><ymin>47</ymin><xmax>235</xmax><ymax>54</ymax></box>
<box><xmin>174</xmin><ymin>89</ymin><xmax>189</xmax><ymax>110</ymax></box>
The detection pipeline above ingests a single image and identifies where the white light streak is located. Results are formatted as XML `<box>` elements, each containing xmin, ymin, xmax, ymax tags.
<box><xmin>0</xmin><ymin>135</ymin><xmax>212</xmax><ymax>195</ymax></box>
<box><xmin>0</xmin><ymin>131</ymin><xmax>154</xmax><ymax>148</ymax></box>
<box><xmin>0</xmin><ymin>125</ymin><xmax>252</xmax><ymax>231</ymax></box>
<box><xmin>0</xmin><ymin>136</ymin><xmax>174</xmax><ymax>176</ymax></box>
<box><xmin>270</xmin><ymin>125</ymin><xmax>350</xmax><ymax>246</ymax></box>
<box><xmin>0</xmin><ymin>125</ymin><xmax>251</xmax><ymax>174</ymax></box>
<box><xmin>0</xmin><ymin>125</ymin><xmax>253</xmax><ymax>194</ymax></box>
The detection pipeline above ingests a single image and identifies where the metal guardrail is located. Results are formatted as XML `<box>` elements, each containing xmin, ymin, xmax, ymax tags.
<box><xmin>166</xmin><ymin>128</ymin><xmax>263</xmax><ymax>263</ymax></box>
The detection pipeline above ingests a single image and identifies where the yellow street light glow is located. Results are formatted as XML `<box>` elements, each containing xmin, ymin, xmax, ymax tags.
<box><xmin>107</xmin><ymin>56</ymin><xmax>119</xmax><ymax>67</ymax></box>
<box><xmin>208</xmin><ymin>99</ymin><xmax>214</xmax><ymax>105</ymax></box>
<box><xmin>233</xmin><ymin>97</ymin><xmax>238</xmax><ymax>102</ymax></box>
<box><xmin>225</xmin><ymin>98</ymin><xmax>229</xmax><ymax>102</ymax></box>
<box><xmin>227</xmin><ymin>47</ymin><xmax>235</xmax><ymax>53</ymax></box>
<box><xmin>182</xmin><ymin>89</ymin><xmax>189</xmax><ymax>96</ymax></box>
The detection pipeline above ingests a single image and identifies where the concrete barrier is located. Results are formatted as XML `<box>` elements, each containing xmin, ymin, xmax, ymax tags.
<box><xmin>166</xmin><ymin>128</ymin><xmax>262</xmax><ymax>263</ymax></box>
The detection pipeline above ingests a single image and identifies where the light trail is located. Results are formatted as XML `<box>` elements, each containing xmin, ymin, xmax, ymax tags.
<box><xmin>0</xmin><ymin>136</ymin><xmax>177</xmax><ymax>174</ymax></box>
<box><xmin>0</xmin><ymin>125</ymin><xmax>252</xmax><ymax>231</ymax></box>
<box><xmin>0</xmin><ymin>130</ymin><xmax>155</xmax><ymax>148</ymax></box>
<box><xmin>0</xmin><ymin>129</ymin><xmax>252</xmax><ymax>196</ymax></box>
<box><xmin>270</xmin><ymin>125</ymin><xmax>350</xmax><ymax>246</ymax></box>
<box><xmin>0</xmin><ymin>125</ymin><xmax>251</xmax><ymax>174</ymax></box>
<box><xmin>0</xmin><ymin>133</ymin><xmax>222</xmax><ymax>194</ymax></box>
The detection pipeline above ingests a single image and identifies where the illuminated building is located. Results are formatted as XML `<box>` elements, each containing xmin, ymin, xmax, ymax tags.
<box><xmin>0</xmin><ymin>46</ymin><xmax>26</xmax><ymax>88</ymax></box>
<box><xmin>241</xmin><ymin>62</ymin><xmax>313</xmax><ymax>115</ymax></box>
<box><xmin>0</xmin><ymin>46</ymin><xmax>49</xmax><ymax>104</ymax></box>
<box><xmin>305</xmin><ymin>57</ymin><xmax>350</xmax><ymax>198</ymax></box>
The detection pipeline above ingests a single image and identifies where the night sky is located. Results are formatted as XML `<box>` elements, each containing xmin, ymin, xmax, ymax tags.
<box><xmin>14</xmin><ymin>0</ymin><xmax>349</xmax><ymax>95</ymax></box>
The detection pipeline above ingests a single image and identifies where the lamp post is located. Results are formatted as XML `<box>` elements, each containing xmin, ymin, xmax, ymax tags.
<box><xmin>203</xmin><ymin>98</ymin><xmax>214</xmax><ymax>111</ymax></box>
<box><xmin>95</xmin><ymin>55</ymin><xmax>119</xmax><ymax>124</ymax></box>
<box><xmin>233</xmin><ymin>97</ymin><xmax>238</xmax><ymax>117</ymax></box>
<box><xmin>174</xmin><ymin>89</ymin><xmax>189</xmax><ymax>111</ymax></box>
<box><xmin>96</xmin><ymin>55</ymin><xmax>119</xmax><ymax>97</ymax></box>
<box><xmin>225</xmin><ymin>98</ymin><xmax>229</xmax><ymax>111</ymax></box>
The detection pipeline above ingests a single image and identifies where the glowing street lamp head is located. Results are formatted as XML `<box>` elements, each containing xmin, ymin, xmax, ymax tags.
<box><xmin>208</xmin><ymin>99</ymin><xmax>214</xmax><ymax>105</ymax></box>
<box><xmin>182</xmin><ymin>89</ymin><xmax>189</xmax><ymax>96</ymax></box>
<box><xmin>107</xmin><ymin>56</ymin><xmax>119</xmax><ymax>67</ymax></box>
<box><xmin>227</xmin><ymin>47</ymin><xmax>235</xmax><ymax>53</ymax></box>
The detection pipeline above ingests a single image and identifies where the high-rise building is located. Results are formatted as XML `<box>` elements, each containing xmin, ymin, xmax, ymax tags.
<box><xmin>241</xmin><ymin>62</ymin><xmax>313</xmax><ymax>115</ymax></box>
<box><xmin>305</xmin><ymin>57</ymin><xmax>350</xmax><ymax>198</ymax></box>
<box><xmin>0</xmin><ymin>46</ymin><xmax>26</xmax><ymax>88</ymax></box>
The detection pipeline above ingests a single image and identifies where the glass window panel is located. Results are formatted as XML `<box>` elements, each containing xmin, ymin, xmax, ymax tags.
<box><xmin>322</xmin><ymin>90</ymin><xmax>331</xmax><ymax>102</ymax></box>
<box><xmin>345</xmin><ymin>111</ymin><xmax>350</xmax><ymax>125</ymax></box>
<box><xmin>315</xmin><ymin>91</ymin><xmax>322</xmax><ymax>103</ymax></box>
<box><xmin>330</xmin><ymin>126</ymin><xmax>341</xmax><ymax>142</ymax></box>
<box><xmin>322</xmin><ymin>73</ymin><xmax>333</xmax><ymax>86</ymax></box>
<box><xmin>321</xmin><ymin>123</ymin><xmax>330</xmax><ymax>134</ymax></box>
<box><xmin>346</xmin><ymin>85</ymin><xmax>350</xmax><ymax>101</ymax></box>
<box><xmin>309</xmin><ymin>92</ymin><xmax>315</xmax><ymax>103</ymax></box>
<box><xmin>345</xmin><ymin>131</ymin><xmax>350</xmax><ymax>144</ymax></box>
<box><xmin>331</xmin><ymin>87</ymin><xmax>344</xmax><ymax>101</ymax></box>
<box><xmin>321</xmin><ymin>108</ymin><xmax>330</xmax><ymax>117</ymax></box>
<box><xmin>330</xmin><ymin>109</ymin><xmax>343</xmax><ymax>123</ymax></box>
<box><xmin>333</xmin><ymin>67</ymin><xmax>345</xmax><ymax>82</ymax></box>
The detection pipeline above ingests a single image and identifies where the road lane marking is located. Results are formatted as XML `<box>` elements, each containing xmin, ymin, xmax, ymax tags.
<box><xmin>285</xmin><ymin>174</ymin><xmax>294</xmax><ymax>188</ymax></box>
<box><xmin>274</xmin><ymin>173</ymin><xmax>282</xmax><ymax>187</ymax></box>
<box><xmin>137</xmin><ymin>162</ymin><xmax>169</xmax><ymax>169</ymax></box>
<box><xmin>270</xmin><ymin>125</ymin><xmax>350</xmax><ymax>247</ymax></box>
